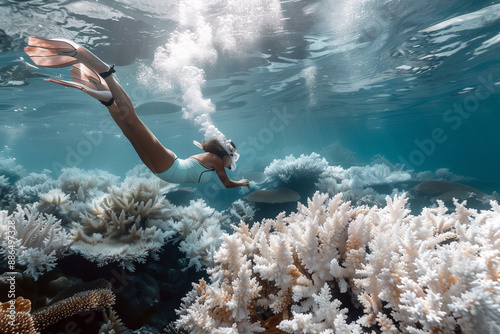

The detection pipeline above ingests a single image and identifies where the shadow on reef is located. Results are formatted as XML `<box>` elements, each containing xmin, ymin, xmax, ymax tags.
<box><xmin>56</xmin><ymin>241</ymin><xmax>207</xmax><ymax>331</ymax></box>
<box><xmin>0</xmin><ymin>240</ymin><xmax>207</xmax><ymax>333</ymax></box>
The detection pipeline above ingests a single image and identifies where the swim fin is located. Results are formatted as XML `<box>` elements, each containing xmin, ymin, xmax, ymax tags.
<box><xmin>24</xmin><ymin>36</ymin><xmax>109</xmax><ymax>74</ymax></box>
<box><xmin>47</xmin><ymin>63</ymin><xmax>113</xmax><ymax>104</ymax></box>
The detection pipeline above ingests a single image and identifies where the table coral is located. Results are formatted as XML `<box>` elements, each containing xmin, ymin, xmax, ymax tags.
<box><xmin>175</xmin><ymin>191</ymin><xmax>500</xmax><ymax>333</ymax></box>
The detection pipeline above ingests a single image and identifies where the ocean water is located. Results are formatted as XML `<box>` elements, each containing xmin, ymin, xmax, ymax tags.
<box><xmin>1</xmin><ymin>0</ymin><xmax>499</xmax><ymax>192</ymax></box>
<box><xmin>0</xmin><ymin>0</ymin><xmax>500</xmax><ymax>331</ymax></box>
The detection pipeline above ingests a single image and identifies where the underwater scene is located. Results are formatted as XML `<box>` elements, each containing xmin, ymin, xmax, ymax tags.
<box><xmin>1</xmin><ymin>0</ymin><xmax>500</xmax><ymax>333</ymax></box>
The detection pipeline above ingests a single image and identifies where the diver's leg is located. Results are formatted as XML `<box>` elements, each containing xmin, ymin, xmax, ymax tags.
<box><xmin>106</xmin><ymin>102</ymin><xmax>176</xmax><ymax>174</ymax></box>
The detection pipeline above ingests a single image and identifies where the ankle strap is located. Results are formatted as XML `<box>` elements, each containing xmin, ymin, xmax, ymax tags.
<box><xmin>100</xmin><ymin>98</ymin><xmax>115</xmax><ymax>106</ymax></box>
<box><xmin>100</xmin><ymin>65</ymin><xmax>115</xmax><ymax>78</ymax></box>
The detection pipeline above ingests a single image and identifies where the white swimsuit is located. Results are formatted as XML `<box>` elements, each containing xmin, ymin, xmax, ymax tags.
<box><xmin>155</xmin><ymin>156</ymin><xmax>215</xmax><ymax>183</ymax></box>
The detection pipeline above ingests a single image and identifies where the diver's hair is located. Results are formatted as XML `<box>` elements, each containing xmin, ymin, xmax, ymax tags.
<box><xmin>201</xmin><ymin>139</ymin><xmax>236</xmax><ymax>159</ymax></box>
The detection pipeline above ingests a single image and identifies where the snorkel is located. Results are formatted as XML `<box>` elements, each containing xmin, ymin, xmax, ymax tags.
<box><xmin>193</xmin><ymin>138</ymin><xmax>240</xmax><ymax>170</ymax></box>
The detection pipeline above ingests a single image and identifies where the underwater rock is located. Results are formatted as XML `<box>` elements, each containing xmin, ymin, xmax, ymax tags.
<box><xmin>410</xmin><ymin>180</ymin><xmax>485</xmax><ymax>199</ymax></box>
<box><xmin>409</xmin><ymin>180</ymin><xmax>490</xmax><ymax>211</ymax></box>
<box><xmin>245</xmin><ymin>188</ymin><xmax>300</xmax><ymax>203</ymax></box>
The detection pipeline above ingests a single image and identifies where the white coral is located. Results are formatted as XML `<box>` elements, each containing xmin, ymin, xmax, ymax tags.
<box><xmin>70</xmin><ymin>176</ymin><xmax>175</xmax><ymax>271</ymax></box>
<box><xmin>264</xmin><ymin>153</ymin><xmax>329</xmax><ymax>186</ymax></box>
<box><xmin>0</xmin><ymin>205</ymin><xmax>72</xmax><ymax>280</ymax></box>
<box><xmin>166</xmin><ymin>199</ymin><xmax>228</xmax><ymax>271</ymax></box>
<box><xmin>177</xmin><ymin>191</ymin><xmax>500</xmax><ymax>333</ymax></box>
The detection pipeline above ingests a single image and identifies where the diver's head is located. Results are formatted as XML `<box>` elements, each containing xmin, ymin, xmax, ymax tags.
<box><xmin>198</xmin><ymin>138</ymin><xmax>239</xmax><ymax>170</ymax></box>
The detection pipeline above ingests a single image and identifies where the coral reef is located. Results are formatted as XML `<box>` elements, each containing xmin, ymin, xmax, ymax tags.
<box><xmin>31</xmin><ymin>280</ymin><xmax>116</xmax><ymax>329</ymax></box>
<box><xmin>15</xmin><ymin>171</ymin><xmax>57</xmax><ymax>205</ymax></box>
<box><xmin>70</xmin><ymin>176</ymin><xmax>175</xmax><ymax>271</ymax></box>
<box><xmin>0</xmin><ymin>204</ymin><xmax>72</xmax><ymax>280</ymax></box>
<box><xmin>264</xmin><ymin>153</ymin><xmax>329</xmax><ymax>189</ymax></box>
<box><xmin>175</xmin><ymin>191</ymin><xmax>500</xmax><ymax>333</ymax></box>
<box><xmin>0</xmin><ymin>280</ymin><xmax>116</xmax><ymax>333</ymax></box>
<box><xmin>165</xmin><ymin>199</ymin><xmax>229</xmax><ymax>271</ymax></box>
<box><xmin>230</xmin><ymin>199</ymin><xmax>255</xmax><ymax>225</ymax></box>
<box><xmin>0</xmin><ymin>297</ymin><xmax>35</xmax><ymax>334</ymax></box>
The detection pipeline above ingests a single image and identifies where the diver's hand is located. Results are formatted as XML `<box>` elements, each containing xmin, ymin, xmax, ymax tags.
<box><xmin>239</xmin><ymin>179</ymin><xmax>250</xmax><ymax>189</ymax></box>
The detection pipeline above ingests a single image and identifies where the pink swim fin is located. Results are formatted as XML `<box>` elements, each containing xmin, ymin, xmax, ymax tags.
<box><xmin>47</xmin><ymin>64</ymin><xmax>113</xmax><ymax>104</ymax></box>
<box><xmin>24</xmin><ymin>36</ymin><xmax>81</xmax><ymax>68</ymax></box>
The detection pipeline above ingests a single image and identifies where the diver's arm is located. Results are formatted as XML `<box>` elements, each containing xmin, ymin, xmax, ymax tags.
<box><xmin>213</xmin><ymin>161</ymin><xmax>250</xmax><ymax>189</ymax></box>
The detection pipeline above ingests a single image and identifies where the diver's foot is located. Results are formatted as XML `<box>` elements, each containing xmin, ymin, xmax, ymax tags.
<box><xmin>24</xmin><ymin>36</ymin><xmax>110</xmax><ymax>74</ymax></box>
<box><xmin>47</xmin><ymin>63</ymin><xmax>113</xmax><ymax>105</ymax></box>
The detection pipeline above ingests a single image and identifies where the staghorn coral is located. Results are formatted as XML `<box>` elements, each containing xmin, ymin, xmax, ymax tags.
<box><xmin>0</xmin><ymin>204</ymin><xmax>72</xmax><ymax>280</ymax></box>
<box><xmin>36</xmin><ymin>188</ymin><xmax>72</xmax><ymax>216</ymax></box>
<box><xmin>176</xmin><ymin>191</ymin><xmax>500</xmax><ymax>333</ymax></box>
<box><xmin>70</xmin><ymin>176</ymin><xmax>175</xmax><ymax>271</ymax></box>
<box><xmin>166</xmin><ymin>199</ymin><xmax>229</xmax><ymax>271</ymax></box>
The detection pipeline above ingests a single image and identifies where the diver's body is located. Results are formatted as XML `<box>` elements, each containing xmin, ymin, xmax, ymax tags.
<box><xmin>24</xmin><ymin>37</ymin><xmax>249</xmax><ymax>189</ymax></box>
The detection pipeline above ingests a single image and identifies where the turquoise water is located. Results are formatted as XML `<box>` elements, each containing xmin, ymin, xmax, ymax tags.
<box><xmin>1</xmin><ymin>0</ymin><xmax>500</xmax><ymax>330</ymax></box>
<box><xmin>1</xmin><ymin>0</ymin><xmax>499</xmax><ymax>194</ymax></box>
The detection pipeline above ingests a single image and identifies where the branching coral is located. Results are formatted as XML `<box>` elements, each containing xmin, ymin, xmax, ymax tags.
<box><xmin>15</xmin><ymin>170</ymin><xmax>57</xmax><ymax>205</ymax></box>
<box><xmin>70</xmin><ymin>176</ymin><xmax>175</xmax><ymax>271</ymax></box>
<box><xmin>0</xmin><ymin>280</ymin><xmax>116</xmax><ymax>334</ymax></box>
<box><xmin>176</xmin><ymin>191</ymin><xmax>500</xmax><ymax>333</ymax></box>
<box><xmin>166</xmin><ymin>199</ymin><xmax>229</xmax><ymax>271</ymax></box>
<box><xmin>0</xmin><ymin>204</ymin><xmax>72</xmax><ymax>280</ymax></box>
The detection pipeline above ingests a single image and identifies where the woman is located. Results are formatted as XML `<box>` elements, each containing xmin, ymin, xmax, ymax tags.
<box><xmin>24</xmin><ymin>37</ymin><xmax>249</xmax><ymax>189</ymax></box>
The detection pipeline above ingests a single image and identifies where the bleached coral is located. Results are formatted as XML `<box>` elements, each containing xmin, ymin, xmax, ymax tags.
<box><xmin>0</xmin><ymin>205</ymin><xmax>72</xmax><ymax>280</ymax></box>
<box><xmin>316</xmin><ymin>164</ymin><xmax>410</xmax><ymax>206</ymax></box>
<box><xmin>59</xmin><ymin>167</ymin><xmax>119</xmax><ymax>202</ymax></box>
<box><xmin>230</xmin><ymin>199</ymin><xmax>255</xmax><ymax>225</ymax></box>
<box><xmin>0</xmin><ymin>175</ymin><xmax>12</xmax><ymax>209</ymax></box>
<box><xmin>176</xmin><ymin>191</ymin><xmax>500</xmax><ymax>333</ymax></box>
<box><xmin>264</xmin><ymin>153</ymin><xmax>329</xmax><ymax>187</ymax></box>
<box><xmin>14</xmin><ymin>170</ymin><xmax>57</xmax><ymax>204</ymax></box>
<box><xmin>70</xmin><ymin>176</ymin><xmax>175</xmax><ymax>271</ymax></box>
<box><xmin>0</xmin><ymin>158</ymin><xmax>26</xmax><ymax>184</ymax></box>
<box><xmin>166</xmin><ymin>199</ymin><xmax>228</xmax><ymax>271</ymax></box>
<box><xmin>36</xmin><ymin>188</ymin><xmax>72</xmax><ymax>216</ymax></box>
